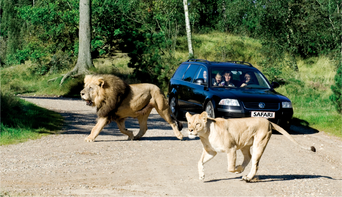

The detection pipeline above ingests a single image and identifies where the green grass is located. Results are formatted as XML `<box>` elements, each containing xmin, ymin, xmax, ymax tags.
<box><xmin>0</xmin><ymin>91</ymin><xmax>64</xmax><ymax>145</ymax></box>
<box><xmin>275</xmin><ymin>56</ymin><xmax>341</xmax><ymax>138</ymax></box>
<box><xmin>175</xmin><ymin>32</ymin><xmax>262</xmax><ymax>68</ymax></box>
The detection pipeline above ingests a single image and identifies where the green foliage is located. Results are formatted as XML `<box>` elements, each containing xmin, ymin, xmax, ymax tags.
<box><xmin>95</xmin><ymin>0</ymin><xmax>185</xmax><ymax>89</ymax></box>
<box><xmin>0</xmin><ymin>0</ymin><xmax>32</xmax><ymax>63</ymax></box>
<box><xmin>15</xmin><ymin>0</ymin><xmax>78</xmax><ymax>66</ymax></box>
<box><xmin>218</xmin><ymin>0</ymin><xmax>340</xmax><ymax>58</ymax></box>
<box><xmin>330</xmin><ymin>61</ymin><xmax>342</xmax><ymax>114</ymax></box>
<box><xmin>0</xmin><ymin>91</ymin><xmax>63</xmax><ymax>145</ymax></box>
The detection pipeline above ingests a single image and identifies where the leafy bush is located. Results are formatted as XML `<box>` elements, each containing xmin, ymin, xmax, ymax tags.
<box><xmin>330</xmin><ymin>62</ymin><xmax>342</xmax><ymax>114</ymax></box>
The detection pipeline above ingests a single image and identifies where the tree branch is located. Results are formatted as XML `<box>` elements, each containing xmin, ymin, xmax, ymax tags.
<box><xmin>59</xmin><ymin>66</ymin><xmax>78</xmax><ymax>85</ymax></box>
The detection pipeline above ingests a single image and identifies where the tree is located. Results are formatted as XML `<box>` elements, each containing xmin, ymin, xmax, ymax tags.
<box><xmin>60</xmin><ymin>0</ymin><xmax>93</xmax><ymax>85</ymax></box>
<box><xmin>183</xmin><ymin>0</ymin><xmax>193</xmax><ymax>58</ymax></box>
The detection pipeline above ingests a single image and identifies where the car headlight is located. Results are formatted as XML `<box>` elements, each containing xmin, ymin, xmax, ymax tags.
<box><xmin>282</xmin><ymin>101</ymin><xmax>292</xmax><ymax>108</ymax></box>
<box><xmin>219</xmin><ymin>99</ymin><xmax>240</xmax><ymax>106</ymax></box>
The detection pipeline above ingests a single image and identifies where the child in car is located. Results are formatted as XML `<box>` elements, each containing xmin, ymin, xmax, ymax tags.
<box><xmin>212</xmin><ymin>73</ymin><xmax>225</xmax><ymax>86</ymax></box>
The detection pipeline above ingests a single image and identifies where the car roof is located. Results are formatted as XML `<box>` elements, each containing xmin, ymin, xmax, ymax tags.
<box><xmin>185</xmin><ymin>59</ymin><xmax>256</xmax><ymax>70</ymax></box>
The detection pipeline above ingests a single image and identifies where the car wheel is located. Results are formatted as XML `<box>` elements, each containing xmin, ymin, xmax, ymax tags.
<box><xmin>205</xmin><ymin>101</ymin><xmax>215</xmax><ymax>118</ymax></box>
<box><xmin>170</xmin><ymin>96</ymin><xmax>180</xmax><ymax>119</ymax></box>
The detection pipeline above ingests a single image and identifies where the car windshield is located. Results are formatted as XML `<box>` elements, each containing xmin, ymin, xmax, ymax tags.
<box><xmin>210</xmin><ymin>68</ymin><xmax>270</xmax><ymax>89</ymax></box>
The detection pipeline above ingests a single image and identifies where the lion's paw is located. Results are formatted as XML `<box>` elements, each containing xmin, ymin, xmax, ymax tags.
<box><xmin>199</xmin><ymin>174</ymin><xmax>205</xmax><ymax>181</ymax></box>
<box><xmin>127</xmin><ymin>135</ymin><xmax>134</xmax><ymax>141</ymax></box>
<box><xmin>133</xmin><ymin>135</ymin><xmax>141</xmax><ymax>140</ymax></box>
<box><xmin>84</xmin><ymin>136</ymin><xmax>95</xmax><ymax>142</ymax></box>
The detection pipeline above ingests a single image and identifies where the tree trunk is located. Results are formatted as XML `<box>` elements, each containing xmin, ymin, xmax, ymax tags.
<box><xmin>183</xmin><ymin>0</ymin><xmax>194</xmax><ymax>58</ymax></box>
<box><xmin>60</xmin><ymin>0</ymin><xmax>93</xmax><ymax>85</ymax></box>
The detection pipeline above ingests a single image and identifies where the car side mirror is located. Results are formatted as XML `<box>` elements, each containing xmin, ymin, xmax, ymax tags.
<box><xmin>271</xmin><ymin>82</ymin><xmax>280</xmax><ymax>89</ymax></box>
<box><xmin>195</xmin><ymin>78</ymin><xmax>207</xmax><ymax>86</ymax></box>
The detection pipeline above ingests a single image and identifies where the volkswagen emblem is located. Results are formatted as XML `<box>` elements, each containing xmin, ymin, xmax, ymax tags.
<box><xmin>258</xmin><ymin>102</ymin><xmax>265</xmax><ymax>109</ymax></box>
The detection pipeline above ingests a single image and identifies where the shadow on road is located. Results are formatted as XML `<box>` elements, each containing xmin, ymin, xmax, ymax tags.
<box><xmin>58</xmin><ymin>111</ymin><xmax>178</xmax><ymax>139</ymax></box>
<box><xmin>289</xmin><ymin>118</ymin><xmax>320</xmax><ymax>135</ymax></box>
<box><xmin>206</xmin><ymin>174</ymin><xmax>335</xmax><ymax>183</ymax></box>
<box><xmin>95</xmin><ymin>136</ymin><xmax>182</xmax><ymax>142</ymax></box>
<box><xmin>272</xmin><ymin>117</ymin><xmax>319</xmax><ymax>135</ymax></box>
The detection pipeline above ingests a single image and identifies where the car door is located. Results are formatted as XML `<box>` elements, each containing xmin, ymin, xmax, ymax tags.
<box><xmin>178</xmin><ymin>64</ymin><xmax>199</xmax><ymax>112</ymax></box>
<box><xmin>190</xmin><ymin>66</ymin><xmax>208</xmax><ymax>113</ymax></box>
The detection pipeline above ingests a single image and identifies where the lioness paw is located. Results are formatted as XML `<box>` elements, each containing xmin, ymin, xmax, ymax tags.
<box><xmin>176</xmin><ymin>134</ymin><xmax>183</xmax><ymax>140</ymax></box>
<box><xmin>199</xmin><ymin>174</ymin><xmax>205</xmax><ymax>181</ymax></box>
<box><xmin>235</xmin><ymin>165</ymin><xmax>244</xmax><ymax>174</ymax></box>
<box><xmin>84</xmin><ymin>136</ymin><xmax>95</xmax><ymax>142</ymax></box>
<box><xmin>242</xmin><ymin>175</ymin><xmax>252</xmax><ymax>182</ymax></box>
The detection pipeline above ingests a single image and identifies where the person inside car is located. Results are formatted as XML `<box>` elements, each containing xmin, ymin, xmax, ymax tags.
<box><xmin>240</xmin><ymin>72</ymin><xmax>254</xmax><ymax>87</ymax></box>
<box><xmin>203</xmin><ymin>70</ymin><xmax>208</xmax><ymax>83</ymax></box>
<box><xmin>213</xmin><ymin>73</ymin><xmax>225</xmax><ymax>86</ymax></box>
<box><xmin>222</xmin><ymin>71</ymin><xmax>235</xmax><ymax>87</ymax></box>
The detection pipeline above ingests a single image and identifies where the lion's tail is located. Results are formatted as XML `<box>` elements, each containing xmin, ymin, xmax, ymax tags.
<box><xmin>270</xmin><ymin>122</ymin><xmax>316</xmax><ymax>152</ymax></box>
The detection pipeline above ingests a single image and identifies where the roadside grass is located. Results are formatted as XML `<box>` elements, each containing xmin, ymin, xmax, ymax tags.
<box><xmin>0</xmin><ymin>91</ymin><xmax>64</xmax><ymax>145</ymax></box>
<box><xmin>275</xmin><ymin>56</ymin><xmax>341</xmax><ymax>137</ymax></box>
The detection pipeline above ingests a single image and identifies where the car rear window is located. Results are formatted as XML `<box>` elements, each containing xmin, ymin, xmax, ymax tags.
<box><xmin>172</xmin><ymin>64</ymin><xmax>189</xmax><ymax>80</ymax></box>
<box><xmin>183</xmin><ymin>64</ymin><xmax>199</xmax><ymax>82</ymax></box>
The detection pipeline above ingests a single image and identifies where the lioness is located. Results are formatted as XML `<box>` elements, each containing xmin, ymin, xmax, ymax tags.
<box><xmin>80</xmin><ymin>74</ymin><xmax>183</xmax><ymax>142</ymax></box>
<box><xmin>185</xmin><ymin>111</ymin><xmax>316</xmax><ymax>182</ymax></box>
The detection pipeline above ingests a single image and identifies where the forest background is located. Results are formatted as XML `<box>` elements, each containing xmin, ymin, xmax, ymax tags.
<box><xmin>0</xmin><ymin>0</ymin><xmax>341</xmax><ymax>144</ymax></box>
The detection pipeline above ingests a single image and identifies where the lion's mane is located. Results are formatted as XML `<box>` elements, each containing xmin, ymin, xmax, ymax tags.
<box><xmin>87</xmin><ymin>74</ymin><xmax>130</xmax><ymax>118</ymax></box>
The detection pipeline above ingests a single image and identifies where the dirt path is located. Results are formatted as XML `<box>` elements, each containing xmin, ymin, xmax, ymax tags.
<box><xmin>1</xmin><ymin>97</ymin><xmax>342</xmax><ymax>196</ymax></box>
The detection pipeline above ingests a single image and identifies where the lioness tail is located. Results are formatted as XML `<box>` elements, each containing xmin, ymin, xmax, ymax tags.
<box><xmin>270</xmin><ymin>122</ymin><xmax>316</xmax><ymax>152</ymax></box>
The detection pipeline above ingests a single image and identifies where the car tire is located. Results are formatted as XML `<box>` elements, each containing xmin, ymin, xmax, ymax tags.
<box><xmin>205</xmin><ymin>101</ymin><xmax>215</xmax><ymax>118</ymax></box>
<box><xmin>170</xmin><ymin>96</ymin><xmax>181</xmax><ymax>119</ymax></box>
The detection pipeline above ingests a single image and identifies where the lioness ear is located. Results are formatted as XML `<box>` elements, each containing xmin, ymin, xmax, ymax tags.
<box><xmin>200</xmin><ymin>111</ymin><xmax>208</xmax><ymax>123</ymax></box>
<box><xmin>185</xmin><ymin>112</ymin><xmax>192</xmax><ymax>121</ymax></box>
<box><xmin>98</xmin><ymin>77</ymin><xmax>105</xmax><ymax>88</ymax></box>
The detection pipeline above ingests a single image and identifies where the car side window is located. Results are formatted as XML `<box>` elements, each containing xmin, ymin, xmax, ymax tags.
<box><xmin>183</xmin><ymin>64</ymin><xmax>199</xmax><ymax>82</ymax></box>
<box><xmin>193</xmin><ymin>66</ymin><xmax>208</xmax><ymax>85</ymax></box>
<box><xmin>172</xmin><ymin>64</ymin><xmax>189</xmax><ymax>80</ymax></box>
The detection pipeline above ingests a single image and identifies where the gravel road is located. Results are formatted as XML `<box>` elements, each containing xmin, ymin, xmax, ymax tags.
<box><xmin>1</xmin><ymin>97</ymin><xmax>341</xmax><ymax>196</ymax></box>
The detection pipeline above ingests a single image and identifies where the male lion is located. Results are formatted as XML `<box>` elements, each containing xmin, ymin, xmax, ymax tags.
<box><xmin>185</xmin><ymin>111</ymin><xmax>316</xmax><ymax>182</ymax></box>
<box><xmin>80</xmin><ymin>74</ymin><xmax>183</xmax><ymax>142</ymax></box>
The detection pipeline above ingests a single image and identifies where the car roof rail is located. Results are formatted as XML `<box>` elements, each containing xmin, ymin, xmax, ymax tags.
<box><xmin>226</xmin><ymin>61</ymin><xmax>253</xmax><ymax>67</ymax></box>
<box><xmin>186</xmin><ymin>59</ymin><xmax>210</xmax><ymax>63</ymax></box>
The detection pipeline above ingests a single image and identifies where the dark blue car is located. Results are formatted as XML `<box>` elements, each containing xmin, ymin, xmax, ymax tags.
<box><xmin>168</xmin><ymin>59</ymin><xmax>293</xmax><ymax>129</ymax></box>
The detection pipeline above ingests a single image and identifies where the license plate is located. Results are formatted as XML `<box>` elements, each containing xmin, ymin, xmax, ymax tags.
<box><xmin>251</xmin><ymin>111</ymin><xmax>275</xmax><ymax>119</ymax></box>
